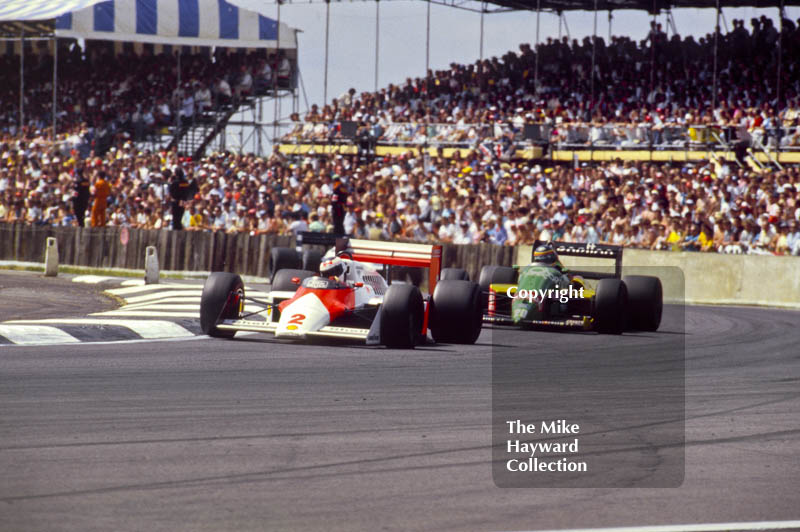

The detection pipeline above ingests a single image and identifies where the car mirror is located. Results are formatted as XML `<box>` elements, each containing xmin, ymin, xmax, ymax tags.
<box><xmin>354</xmin><ymin>282</ymin><xmax>364</xmax><ymax>287</ymax></box>
<box><xmin>291</xmin><ymin>277</ymin><xmax>300</xmax><ymax>284</ymax></box>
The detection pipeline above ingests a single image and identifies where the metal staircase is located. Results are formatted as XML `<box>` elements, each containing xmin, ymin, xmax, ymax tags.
<box><xmin>751</xmin><ymin>134</ymin><xmax>783</xmax><ymax>170</ymax></box>
<box><xmin>167</xmin><ymin>103</ymin><xmax>239</xmax><ymax>159</ymax></box>
<box><xmin>711</xmin><ymin>130</ymin><xmax>783</xmax><ymax>172</ymax></box>
<box><xmin>710</xmin><ymin>130</ymin><xmax>744</xmax><ymax>169</ymax></box>
<box><xmin>161</xmin><ymin>80</ymin><xmax>299</xmax><ymax>158</ymax></box>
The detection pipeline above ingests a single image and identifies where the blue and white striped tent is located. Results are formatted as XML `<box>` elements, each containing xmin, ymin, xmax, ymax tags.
<box><xmin>0</xmin><ymin>0</ymin><xmax>297</xmax><ymax>50</ymax></box>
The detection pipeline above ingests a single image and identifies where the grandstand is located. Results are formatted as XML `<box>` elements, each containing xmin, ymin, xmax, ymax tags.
<box><xmin>0</xmin><ymin>0</ymin><xmax>300</xmax><ymax>158</ymax></box>
<box><xmin>1</xmin><ymin>0</ymin><xmax>799</xmax><ymax>256</ymax></box>
<box><xmin>277</xmin><ymin>0</ymin><xmax>800</xmax><ymax>169</ymax></box>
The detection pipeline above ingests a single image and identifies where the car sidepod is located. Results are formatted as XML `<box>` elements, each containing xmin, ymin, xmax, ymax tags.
<box><xmin>275</xmin><ymin>286</ymin><xmax>355</xmax><ymax>339</ymax></box>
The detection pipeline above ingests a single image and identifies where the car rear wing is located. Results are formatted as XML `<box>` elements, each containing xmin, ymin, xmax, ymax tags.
<box><xmin>297</xmin><ymin>231</ymin><xmax>340</xmax><ymax>247</ymax></box>
<box><xmin>533</xmin><ymin>240</ymin><xmax>623</xmax><ymax>279</ymax></box>
<box><xmin>296</xmin><ymin>232</ymin><xmax>443</xmax><ymax>292</ymax></box>
<box><xmin>336</xmin><ymin>238</ymin><xmax>443</xmax><ymax>294</ymax></box>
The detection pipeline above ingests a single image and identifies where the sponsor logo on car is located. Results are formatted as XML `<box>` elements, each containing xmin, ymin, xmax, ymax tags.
<box><xmin>305</xmin><ymin>278</ymin><xmax>332</xmax><ymax>289</ymax></box>
<box><xmin>554</xmin><ymin>242</ymin><xmax>618</xmax><ymax>258</ymax></box>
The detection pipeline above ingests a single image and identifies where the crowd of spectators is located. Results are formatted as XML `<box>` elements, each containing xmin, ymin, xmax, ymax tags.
<box><xmin>283</xmin><ymin>16</ymin><xmax>800</xmax><ymax>152</ymax></box>
<box><xmin>2</xmin><ymin>133</ymin><xmax>799</xmax><ymax>256</ymax></box>
<box><xmin>3</xmin><ymin>15</ymin><xmax>800</xmax><ymax>257</ymax></box>
<box><xmin>0</xmin><ymin>42</ymin><xmax>294</xmax><ymax>149</ymax></box>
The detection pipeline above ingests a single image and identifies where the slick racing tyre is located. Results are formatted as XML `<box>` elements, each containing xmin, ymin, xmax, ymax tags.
<box><xmin>393</xmin><ymin>266</ymin><xmax>424</xmax><ymax>287</ymax></box>
<box><xmin>200</xmin><ymin>272</ymin><xmax>244</xmax><ymax>338</ymax></box>
<box><xmin>380</xmin><ymin>284</ymin><xmax>424</xmax><ymax>348</ymax></box>
<box><xmin>302</xmin><ymin>248</ymin><xmax>325</xmax><ymax>274</ymax></box>
<box><xmin>478</xmin><ymin>265</ymin><xmax>517</xmax><ymax>310</ymax></box>
<box><xmin>406</xmin><ymin>268</ymin><xmax>424</xmax><ymax>287</ymax></box>
<box><xmin>594</xmin><ymin>278</ymin><xmax>628</xmax><ymax>335</ymax></box>
<box><xmin>271</xmin><ymin>269</ymin><xmax>316</xmax><ymax>292</ymax></box>
<box><xmin>440</xmin><ymin>267</ymin><xmax>469</xmax><ymax>281</ymax></box>
<box><xmin>430</xmin><ymin>280</ymin><xmax>483</xmax><ymax>344</ymax></box>
<box><xmin>622</xmin><ymin>275</ymin><xmax>663</xmax><ymax>331</ymax></box>
<box><xmin>269</xmin><ymin>247</ymin><xmax>301</xmax><ymax>281</ymax></box>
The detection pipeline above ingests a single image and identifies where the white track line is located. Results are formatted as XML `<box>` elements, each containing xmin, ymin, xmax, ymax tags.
<box><xmin>105</xmin><ymin>284</ymin><xmax>192</xmax><ymax>296</ymax></box>
<box><xmin>116</xmin><ymin>289</ymin><xmax>204</xmax><ymax>304</ymax></box>
<box><xmin>0</xmin><ymin>333</ymin><xmax>251</xmax><ymax>348</ymax></box>
<box><xmin>500</xmin><ymin>520</ymin><xmax>800</xmax><ymax>532</ymax></box>
<box><xmin>90</xmin><ymin>310</ymin><xmax>201</xmax><ymax>318</ymax></box>
<box><xmin>115</xmin><ymin>303</ymin><xmax>264</xmax><ymax>312</ymax></box>
<box><xmin>121</xmin><ymin>297</ymin><xmax>203</xmax><ymax>308</ymax></box>
<box><xmin>5</xmin><ymin>319</ymin><xmax>195</xmax><ymax>339</ymax></box>
<box><xmin>113</xmin><ymin>304</ymin><xmax>205</xmax><ymax>311</ymax></box>
<box><xmin>0</xmin><ymin>325</ymin><xmax>80</xmax><ymax>345</ymax></box>
<box><xmin>71</xmin><ymin>275</ymin><xmax>115</xmax><ymax>284</ymax></box>
<box><xmin>67</xmin><ymin>330</ymin><xmax>257</xmax><ymax>346</ymax></box>
<box><xmin>117</xmin><ymin>289</ymin><xmax>269</xmax><ymax>305</ymax></box>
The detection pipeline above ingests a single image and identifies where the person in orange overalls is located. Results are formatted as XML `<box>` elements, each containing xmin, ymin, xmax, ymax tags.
<box><xmin>90</xmin><ymin>171</ymin><xmax>111</xmax><ymax>227</ymax></box>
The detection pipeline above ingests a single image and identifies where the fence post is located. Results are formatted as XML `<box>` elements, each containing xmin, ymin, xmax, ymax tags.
<box><xmin>145</xmin><ymin>246</ymin><xmax>160</xmax><ymax>284</ymax></box>
<box><xmin>44</xmin><ymin>237</ymin><xmax>59</xmax><ymax>277</ymax></box>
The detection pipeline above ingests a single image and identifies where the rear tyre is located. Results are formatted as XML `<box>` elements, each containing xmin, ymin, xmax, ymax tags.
<box><xmin>430</xmin><ymin>280</ymin><xmax>483</xmax><ymax>344</ymax></box>
<box><xmin>478</xmin><ymin>265</ymin><xmax>517</xmax><ymax>310</ymax></box>
<box><xmin>269</xmin><ymin>247</ymin><xmax>301</xmax><ymax>281</ymax></box>
<box><xmin>623</xmin><ymin>275</ymin><xmax>663</xmax><ymax>331</ymax></box>
<box><xmin>440</xmin><ymin>267</ymin><xmax>469</xmax><ymax>281</ymax></box>
<box><xmin>302</xmin><ymin>248</ymin><xmax>324</xmax><ymax>274</ymax></box>
<box><xmin>594</xmin><ymin>278</ymin><xmax>628</xmax><ymax>335</ymax></box>
<box><xmin>380</xmin><ymin>284</ymin><xmax>424</xmax><ymax>348</ymax></box>
<box><xmin>405</xmin><ymin>267</ymin><xmax>424</xmax><ymax>287</ymax></box>
<box><xmin>200</xmin><ymin>272</ymin><xmax>244</xmax><ymax>338</ymax></box>
<box><xmin>271</xmin><ymin>269</ymin><xmax>315</xmax><ymax>292</ymax></box>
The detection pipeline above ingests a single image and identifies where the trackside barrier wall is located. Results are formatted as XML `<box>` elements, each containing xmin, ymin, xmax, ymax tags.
<box><xmin>516</xmin><ymin>245</ymin><xmax>800</xmax><ymax>309</ymax></box>
<box><xmin>0</xmin><ymin>223</ymin><xmax>513</xmax><ymax>280</ymax></box>
<box><xmin>0</xmin><ymin>223</ymin><xmax>292</xmax><ymax>277</ymax></box>
<box><xmin>7</xmin><ymin>222</ymin><xmax>794</xmax><ymax>308</ymax></box>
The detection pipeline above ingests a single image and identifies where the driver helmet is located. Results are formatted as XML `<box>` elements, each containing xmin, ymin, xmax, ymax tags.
<box><xmin>320</xmin><ymin>257</ymin><xmax>347</xmax><ymax>281</ymax></box>
<box><xmin>533</xmin><ymin>243</ymin><xmax>559</xmax><ymax>265</ymax></box>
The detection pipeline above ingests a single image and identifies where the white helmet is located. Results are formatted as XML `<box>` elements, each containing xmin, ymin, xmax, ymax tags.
<box><xmin>320</xmin><ymin>257</ymin><xmax>347</xmax><ymax>281</ymax></box>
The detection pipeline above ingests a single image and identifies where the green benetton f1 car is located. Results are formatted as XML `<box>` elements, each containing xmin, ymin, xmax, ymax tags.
<box><xmin>471</xmin><ymin>241</ymin><xmax>663</xmax><ymax>334</ymax></box>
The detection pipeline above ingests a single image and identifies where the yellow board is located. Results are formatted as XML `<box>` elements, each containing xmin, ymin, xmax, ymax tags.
<box><xmin>549</xmin><ymin>150</ymin><xmax>800</xmax><ymax>164</ymax></box>
<box><xmin>278</xmin><ymin>143</ymin><xmax>797</xmax><ymax>164</ymax></box>
<box><xmin>278</xmin><ymin>144</ymin><xmax>544</xmax><ymax>160</ymax></box>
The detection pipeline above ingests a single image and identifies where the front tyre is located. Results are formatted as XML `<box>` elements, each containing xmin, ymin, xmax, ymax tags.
<box><xmin>431</xmin><ymin>280</ymin><xmax>483</xmax><ymax>344</ymax></box>
<box><xmin>380</xmin><ymin>284</ymin><xmax>424</xmax><ymax>348</ymax></box>
<box><xmin>200</xmin><ymin>272</ymin><xmax>244</xmax><ymax>338</ymax></box>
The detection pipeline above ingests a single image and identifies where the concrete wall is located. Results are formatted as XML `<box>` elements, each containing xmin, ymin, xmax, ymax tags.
<box><xmin>516</xmin><ymin>244</ymin><xmax>800</xmax><ymax>309</ymax></box>
<box><xmin>0</xmin><ymin>223</ymin><xmax>292</xmax><ymax>278</ymax></box>
<box><xmin>3</xmin><ymin>222</ymin><xmax>795</xmax><ymax>308</ymax></box>
<box><xmin>0</xmin><ymin>223</ymin><xmax>514</xmax><ymax>280</ymax></box>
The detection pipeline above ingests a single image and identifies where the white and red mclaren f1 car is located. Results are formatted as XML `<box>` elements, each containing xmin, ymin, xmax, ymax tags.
<box><xmin>199</xmin><ymin>237</ymin><xmax>483</xmax><ymax>348</ymax></box>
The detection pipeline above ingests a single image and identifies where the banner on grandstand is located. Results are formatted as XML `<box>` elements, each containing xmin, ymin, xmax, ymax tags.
<box><xmin>50</xmin><ymin>0</ymin><xmax>296</xmax><ymax>50</ymax></box>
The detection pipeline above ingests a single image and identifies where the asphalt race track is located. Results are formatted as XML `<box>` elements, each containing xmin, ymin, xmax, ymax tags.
<box><xmin>1</xmin><ymin>286</ymin><xmax>799</xmax><ymax>531</ymax></box>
